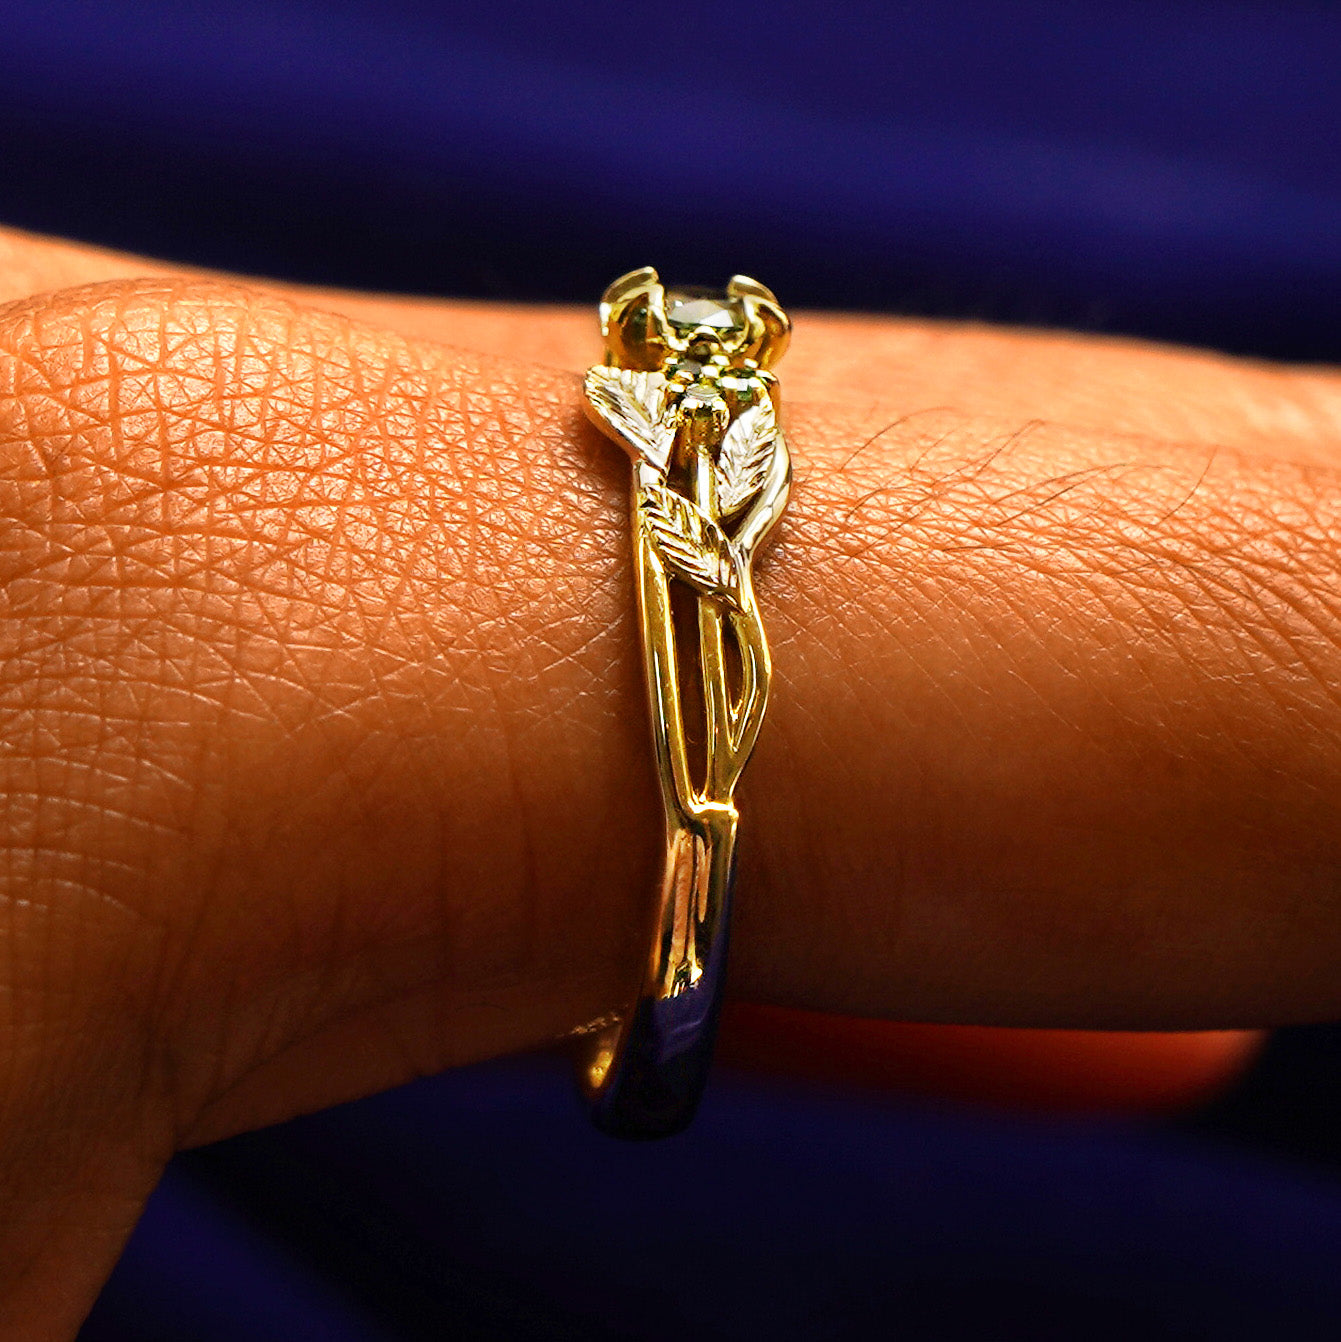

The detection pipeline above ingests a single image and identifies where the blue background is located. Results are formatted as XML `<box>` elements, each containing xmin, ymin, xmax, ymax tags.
<box><xmin>0</xmin><ymin>2</ymin><xmax>1339</xmax><ymax>1337</ymax></box>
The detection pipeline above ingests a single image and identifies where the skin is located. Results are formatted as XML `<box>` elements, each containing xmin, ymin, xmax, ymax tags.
<box><xmin>1</xmin><ymin>226</ymin><xmax>1338</xmax><ymax>1335</ymax></box>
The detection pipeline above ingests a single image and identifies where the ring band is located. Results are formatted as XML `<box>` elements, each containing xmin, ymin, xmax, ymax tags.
<box><xmin>579</xmin><ymin>268</ymin><xmax>792</xmax><ymax>1138</ymax></box>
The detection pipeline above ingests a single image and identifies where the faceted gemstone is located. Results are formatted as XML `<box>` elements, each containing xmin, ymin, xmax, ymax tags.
<box><xmin>667</xmin><ymin>357</ymin><xmax>704</xmax><ymax>382</ymax></box>
<box><xmin>665</xmin><ymin>290</ymin><xmax>744</xmax><ymax>333</ymax></box>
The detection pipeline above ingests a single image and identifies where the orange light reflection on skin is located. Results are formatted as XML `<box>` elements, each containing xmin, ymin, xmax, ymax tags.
<box><xmin>718</xmin><ymin>1005</ymin><xmax>1265</xmax><ymax>1116</ymax></box>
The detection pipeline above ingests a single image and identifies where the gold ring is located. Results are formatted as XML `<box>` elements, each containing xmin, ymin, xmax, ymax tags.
<box><xmin>579</xmin><ymin>268</ymin><xmax>791</xmax><ymax>1137</ymax></box>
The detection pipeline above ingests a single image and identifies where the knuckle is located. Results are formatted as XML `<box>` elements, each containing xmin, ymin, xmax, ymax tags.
<box><xmin>0</xmin><ymin>275</ymin><xmax>616</xmax><ymax>640</ymax></box>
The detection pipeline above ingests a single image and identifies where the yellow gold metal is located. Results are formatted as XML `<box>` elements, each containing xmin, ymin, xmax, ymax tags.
<box><xmin>580</xmin><ymin>268</ymin><xmax>791</xmax><ymax>1137</ymax></box>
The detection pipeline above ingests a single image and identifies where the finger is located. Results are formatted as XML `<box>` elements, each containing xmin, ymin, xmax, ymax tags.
<box><xmin>2</xmin><ymin>274</ymin><xmax>1338</xmax><ymax>1068</ymax></box>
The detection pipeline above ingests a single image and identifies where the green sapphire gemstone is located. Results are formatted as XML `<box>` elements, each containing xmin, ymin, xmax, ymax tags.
<box><xmin>665</xmin><ymin>289</ymin><xmax>745</xmax><ymax>334</ymax></box>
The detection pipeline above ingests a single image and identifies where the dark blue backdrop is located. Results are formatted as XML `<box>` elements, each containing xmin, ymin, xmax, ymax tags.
<box><xmin>1</xmin><ymin>2</ymin><xmax>1339</xmax><ymax>1338</ymax></box>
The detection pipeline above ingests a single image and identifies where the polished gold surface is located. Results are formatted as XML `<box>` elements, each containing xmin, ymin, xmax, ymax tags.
<box><xmin>580</xmin><ymin>269</ymin><xmax>791</xmax><ymax>1130</ymax></box>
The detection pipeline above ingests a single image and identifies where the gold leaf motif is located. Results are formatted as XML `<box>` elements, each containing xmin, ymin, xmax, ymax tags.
<box><xmin>639</xmin><ymin>482</ymin><xmax>742</xmax><ymax>608</ymax></box>
<box><xmin>714</xmin><ymin>397</ymin><xmax>778</xmax><ymax>516</ymax></box>
<box><xmin>583</xmin><ymin>366</ymin><xmax>676</xmax><ymax>471</ymax></box>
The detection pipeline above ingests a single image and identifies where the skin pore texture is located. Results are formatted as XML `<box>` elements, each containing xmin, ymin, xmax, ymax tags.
<box><xmin>2</xmin><ymin>226</ymin><xmax>1340</xmax><ymax>1335</ymax></box>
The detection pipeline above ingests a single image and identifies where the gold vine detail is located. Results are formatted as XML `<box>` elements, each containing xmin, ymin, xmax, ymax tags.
<box><xmin>583</xmin><ymin>275</ymin><xmax>790</xmax><ymax>821</ymax></box>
